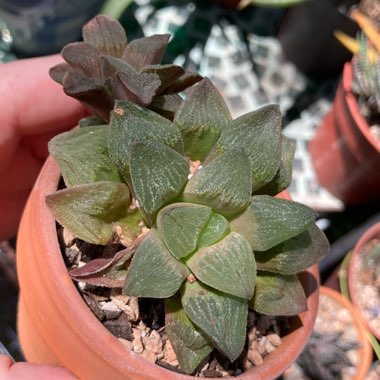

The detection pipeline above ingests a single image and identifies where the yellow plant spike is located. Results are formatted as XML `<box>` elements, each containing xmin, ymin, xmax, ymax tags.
<box><xmin>351</xmin><ymin>9</ymin><xmax>380</xmax><ymax>53</ymax></box>
<box><xmin>334</xmin><ymin>30</ymin><xmax>378</xmax><ymax>64</ymax></box>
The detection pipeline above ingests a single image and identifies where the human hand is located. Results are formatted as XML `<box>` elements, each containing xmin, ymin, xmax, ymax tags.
<box><xmin>0</xmin><ymin>55</ymin><xmax>86</xmax><ymax>241</ymax></box>
<box><xmin>0</xmin><ymin>354</ymin><xmax>78</xmax><ymax>379</ymax></box>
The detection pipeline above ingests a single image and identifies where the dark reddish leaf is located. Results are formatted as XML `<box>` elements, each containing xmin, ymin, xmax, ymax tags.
<box><xmin>142</xmin><ymin>64</ymin><xmax>185</xmax><ymax>95</ymax></box>
<box><xmin>49</xmin><ymin>63</ymin><xmax>71</xmax><ymax>85</ymax></box>
<box><xmin>62</xmin><ymin>42</ymin><xmax>101</xmax><ymax>80</ymax></box>
<box><xmin>70</xmin><ymin>241</ymin><xmax>139</xmax><ymax>288</ymax></box>
<box><xmin>116</xmin><ymin>70</ymin><xmax>161</xmax><ymax>106</ymax></box>
<box><xmin>164</xmin><ymin>71</ymin><xmax>203</xmax><ymax>94</ymax></box>
<box><xmin>122</xmin><ymin>34</ymin><xmax>170</xmax><ymax>71</ymax></box>
<box><xmin>82</xmin><ymin>15</ymin><xmax>127</xmax><ymax>57</ymax></box>
<box><xmin>63</xmin><ymin>71</ymin><xmax>113</xmax><ymax>121</ymax></box>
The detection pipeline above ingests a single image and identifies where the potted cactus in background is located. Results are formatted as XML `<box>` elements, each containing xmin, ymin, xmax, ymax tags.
<box><xmin>309</xmin><ymin>9</ymin><xmax>380</xmax><ymax>205</ymax></box>
<box><xmin>15</xmin><ymin>14</ymin><xmax>328</xmax><ymax>379</ymax></box>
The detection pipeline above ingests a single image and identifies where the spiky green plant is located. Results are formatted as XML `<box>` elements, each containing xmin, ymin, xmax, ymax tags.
<box><xmin>46</xmin><ymin>14</ymin><xmax>328</xmax><ymax>375</ymax></box>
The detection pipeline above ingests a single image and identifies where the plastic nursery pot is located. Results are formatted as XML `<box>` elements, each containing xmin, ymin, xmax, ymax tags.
<box><xmin>348</xmin><ymin>222</ymin><xmax>380</xmax><ymax>341</ymax></box>
<box><xmin>309</xmin><ymin>62</ymin><xmax>380</xmax><ymax>205</ymax></box>
<box><xmin>16</xmin><ymin>156</ymin><xmax>320</xmax><ymax>380</ymax></box>
<box><xmin>317</xmin><ymin>286</ymin><xmax>373</xmax><ymax>379</ymax></box>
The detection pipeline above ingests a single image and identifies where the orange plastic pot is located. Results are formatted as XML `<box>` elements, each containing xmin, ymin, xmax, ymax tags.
<box><xmin>348</xmin><ymin>222</ymin><xmax>380</xmax><ymax>341</ymax></box>
<box><xmin>16</xmin><ymin>156</ymin><xmax>320</xmax><ymax>380</ymax></box>
<box><xmin>309</xmin><ymin>62</ymin><xmax>380</xmax><ymax>205</ymax></box>
<box><xmin>318</xmin><ymin>286</ymin><xmax>373</xmax><ymax>379</ymax></box>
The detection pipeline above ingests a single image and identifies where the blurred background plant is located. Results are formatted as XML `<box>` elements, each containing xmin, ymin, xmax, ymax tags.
<box><xmin>335</xmin><ymin>8</ymin><xmax>380</xmax><ymax>139</ymax></box>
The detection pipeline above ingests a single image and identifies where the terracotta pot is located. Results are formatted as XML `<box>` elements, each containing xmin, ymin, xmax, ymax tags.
<box><xmin>309</xmin><ymin>62</ymin><xmax>380</xmax><ymax>205</ymax></box>
<box><xmin>16</xmin><ymin>156</ymin><xmax>320</xmax><ymax>380</ymax></box>
<box><xmin>317</xmin><ymin>286</ymin><xmax>373</xmax><ymax>379</ymax></box>
<box><xmin>348</xmin><ymin>222</ymin><xmax>380</xmax><ymax>340</ymax></box>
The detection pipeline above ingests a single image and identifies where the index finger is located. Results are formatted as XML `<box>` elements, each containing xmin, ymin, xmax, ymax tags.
<box><xmin>0</xmin><ymin>54</ymin><xmax>86</xmax><ymax>136</ymax></box>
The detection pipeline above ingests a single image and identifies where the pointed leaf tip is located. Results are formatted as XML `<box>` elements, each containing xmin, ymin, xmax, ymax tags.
<box><xmin>123</xmin><ymin>230</ymin><xmax>188</xmax><ymax>298</ymax></box>
<box><xmin>181</xmin><ymin>281</ymin><xmax>248</xmax><ymax>362</ymax></box>
<box><xmin>83</xmin><ymin>15</ymin><xmax>127</xmax><ymax>57</ymax></box>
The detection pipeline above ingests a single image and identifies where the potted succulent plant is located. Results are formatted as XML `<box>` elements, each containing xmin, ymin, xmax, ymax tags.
<box><xmin>15</xmin><ymin>14</ymin><xmax>328</xmax><ymax>379</ymax></box>
<box><xmin>309</xmin><ymin>9</ymin><xmax>380</xmax><ymax>205</ymax></box>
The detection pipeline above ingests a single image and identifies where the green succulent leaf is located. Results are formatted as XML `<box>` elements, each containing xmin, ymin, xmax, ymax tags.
<box><xmin>254</xmin><ymin>136</ymin><xmax>296</xmax><ymax>196</ymax></box>
<box><xmin>157</xmin><ymin>203</ymin><xmax>212</xmax><ymax>259</ymax></box>
<box><xmin>183</xmin><ymin>149</ymin><xmax>252</xmax><ymax>218</ymax></box>
<box><xmin>255</xmin><ymin>224</ymin><xmax>328</xmax><ymax>274</ymax></box>
<box><xmin>122</xmin><ymin>34</ymin><xmax>170</xmax><ymax>71</ymax></box>
<box><xmin>123</xmin><ymin>230</ymin><xmax>188</xmax><ymax>298</ymax></box>
<box><xmin>142</xmin><ymin>64</ymin><xmax>185</xmax><ymax>95</ymax></box>
<box><xmin>48</xmin><ymin>125</ymin><xmax>122</xmax><ymax>187</ymax></box>
<box><xmin>187</xmin><ymin>232</ymin><xmax>256</xmax><ymax>299</ymax></box>
<box><xmin>181</xmin><ymin>280</ymin><xmax>247</xmax><ymax>362</ymax></box>
<box><xmin>230</xmin><ymin>195</ymin><xmax>317</xmax><ymax>251</ymax></box>
<box><xmin>108</xmin><ymin>100</ymin><xmax>184</xmax><ymax>180</ymax></box>
<box><xmin>165</xmin><ymin>297</ymin><xmax>213</xmax><ymax>374</ymax></box>
<box><xmin>197</xmin><ymin>212</ymin><xmax>230</xmax><ymax>248</ymax></box>
<box><xmin>174</xmin><ymin>77</ymin><xmax>232</xmax><ymax>161</ymax></box>
<box><xmin>78</xmin><ymin>115</ymin><xmax>105</xmax><ymax>128</ymax></box>
<box><xmin>129</xmin><ymin>140</ymin><xmax>189</xmax><ymax>216</ymax></box>
<box><xmin>82</xmin><ymin>15</ymin><xmax>127</xmax><ymax>57</ymax></box>
<box><xmin>212</xmin><ymin>104</ymin><xmax>282</xmax><ymax>192</ymax></box>
<box><xmin>250</xmin><ymin>272</ymin><xmax>307</xmax><ymax>316</ymax></box>
<box><xmin>46</xmin><ymin>182</ymin><xmax>130</xmax><ymax>245</ymax></box>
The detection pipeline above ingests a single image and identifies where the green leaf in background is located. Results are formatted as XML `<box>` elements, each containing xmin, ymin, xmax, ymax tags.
<box><xmin>183</xmin><ymin>149</ymin><xmax>252</xmax><ymax>218</ymax></box>
<box><xmin>254</xmin><ymin>135</ymin><xmax>296</xmax><ymax>196</ymax></box>
<box><xmin>213</xmin><ymin>104</ymin><xmax>282</xmax><ymax>192</ymax></box>
<box><xmin>182</xmin><ymin>280</ymin><xmax>247</xmax><ymax>362</ymax></box>
<box><xmin>48</xmin><ymin>125</ymin><xmax>122</xmax><ymax>187</ymax></box>
<box><xmin>165</xmin><ymin>297</ymin><xmax>213</xmax><ymax>374</ymax></box>
<box><xmin>255</xmin><ymin>224</ymin><xmax>328</xmax><ymax>274</ymax></box>
<box><xmin>46</xmin><ymin>181</ymin><xmax>130</xmax><ymax>245</ymax></box>
<box><xmin>250</xmin><ymin>271</ymin><xmax>307</xmax><ymax>315</ymax></box>
<box><xmin>197</xmin><ymin>212</ymin><xmax>230</xmax><ymax>248</ymax></box>
<box><xmin>129</xmin><ymin>140</ymin><xmax>189</xmax><ymax>217</ymax></box>
<box><xmin>123</xmin><ymin>230</ymin><xmax>189</xmax><ymax>298</ymax></box>
<box><xmin>187</xmin><ymin>232</ymin><xmax>256</xmax><ymax>299</ymax></box>
<box><xmin>174</xmin><ymin>77</ymin><xmax>232</xmax><ymax>161</ymax></box>
<box><xmin>230</xmin><ymin>195</ymin><xmax>317</xmax><ymax>251</ymax></box>
<box><xmin>157</xmin><ymin>203</ymin><xmax>212</xmax><ymax>259</ymax></box>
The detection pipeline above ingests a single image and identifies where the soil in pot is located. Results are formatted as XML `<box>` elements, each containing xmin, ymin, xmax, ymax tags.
<box><xmin>282</xmin><ymin>286</ymin><xmax>373</xmax><ymax>380</ymax></box>
<box><xmin>59</xmin><ymin>226</ymin><xmax>303</xmax><ymax>377</ymax></box>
